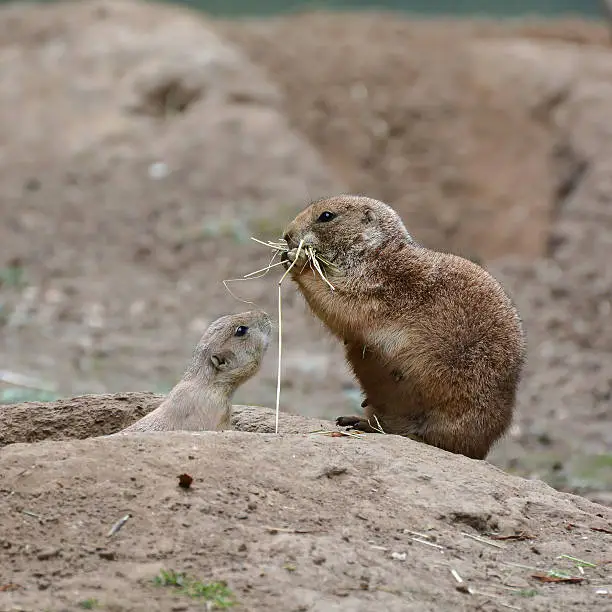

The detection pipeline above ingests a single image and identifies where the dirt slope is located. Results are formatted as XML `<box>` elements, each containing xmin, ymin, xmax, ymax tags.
<box><xmin>1</xmin><ymin>395</ymin><xmax>611</xmax><ymax>611</ymax></box>
<box><xmin>476</xmin><ymin>39</ymin><xmax>612</xmax><ymax>501</ymax></box>
<box><xmin>0</xmin><ymin>392</ymin><xmax>339</xmax><ymax>445</ymax></box>
<box><xmin>218</xmin><ymin>14</ymin><xmax>609</xmax><ymax>263</ymax></box>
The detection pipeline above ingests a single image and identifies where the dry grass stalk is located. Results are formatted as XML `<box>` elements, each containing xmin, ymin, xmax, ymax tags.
<box><xmin>557</xmin><ymin>554</ymin><xmax>597</xmax><ymax>568</ymax></box>
<box><xmin>368</xmin><ymin>414</ymin><xmax>386</xmax><ymax>434</ymax></box>
<box><xmin>273</xmin><ymin>238</ymin><xmax>305</xmax><ymax>434</ymax></box>
<box><xmin>223</xmin><ymin>236</ymin><xmax>336</xmax><ymax>434</ymax></box>
<box><xmin>450</xmin><ymin>568</ymin><xmax>464</xmax><ymax>584</ymax></box>
<box><xmin>309</xmin><ymin>429</ymin><xmax>365</xmax><ymax>439</ymax></box>
<box><xmin>107</xmin><ymin>513</ymin><xmax>131</xmax><ymax>537</ymax></box>
<box><xmin>403</xmin><ymin>529</ymin><xmax>432</xmax><ymax>539</ymax></box>
<box><xmin>462</xmin><ymin>532</ymin><xmax>505</xmax><ymax>549</ymax></box>
<box><xmin>410</xmin><ymin>537</ymin><xmax>444</xmax><ymax>550</ymax></box>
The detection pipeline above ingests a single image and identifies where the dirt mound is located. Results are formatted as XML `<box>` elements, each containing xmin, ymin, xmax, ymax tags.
<box><xmin>1</xmin><ymin>395</ymin><xmax>611</xmax><ymax>611</ymax></box>
<box><xmin>0</xmin><ymin>392</ymin><xmax>337</xmax><ymax>446</ymax></box>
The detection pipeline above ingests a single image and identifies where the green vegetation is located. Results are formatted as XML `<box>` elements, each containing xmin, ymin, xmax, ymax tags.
<box><xmin>0</xmin><ymin>264</ymin><xmax>25</xmax><ymax>288</ymax></box>
<box><xmin>78</xmin><ymin>599</ymin><xmax>100</xmax><ymax>610</ymax></box>
<box><xmin>200</xmin><ymin>212</ymin><xmax>289</xmax><ymax>245</ymax></box>
<box><xmin>154</xmin><ymin>570</ymin><xmax>235</xmax><ymax>608</ymax></box>
<box><xmin>514</xmin><ymin>589</ymin><xmax>538</xmax><ymax>598</ymax></box>
<box><xmin>573</xmin><ymin>454</ymin><xmax>612</xmax><ymax>486</ymax></box>
<box><xmin>504</xmin><ymin>450</ymin><xmax>612</xmax><ymax>497</ymax></box>
<box><xmin>141</xmin><ymin>0</ymin><xmax>606</xmax><ymax>19</ymax></box>
<box><xmin>153</xmin><ymin>381</ymin><xmax>175</xmax><ymax>394</ymax></box>
<box><xmin>0</xmin><ymin>388</ymin><xmax>60</xmax><ymax>405</ymax></box>
<box><xmin>201</xmin><ymin>218</ymin><xmax>251</xmax><ymax>244</ymax></box>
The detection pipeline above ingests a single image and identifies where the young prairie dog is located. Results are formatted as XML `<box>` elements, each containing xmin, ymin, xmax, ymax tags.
<box><xmin>121</xmin><ymin>311</ymin><xmax>272</xmax><ymax>433</ymax></box>
<box><xmin>282</xmin><ymin>195</ymin><xmax>526</xmax><ymax>460</ymax></box>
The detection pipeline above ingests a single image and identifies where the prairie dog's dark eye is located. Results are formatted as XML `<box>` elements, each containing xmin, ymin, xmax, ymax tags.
<box><xmin>317</xmin><ymin>211</ymin><xmax>336</xmax><ymax>223</ymax></box>
<box><xmin>234</xmin><ymin>325</ymin><xmax>249</xmax><ymax>337</ymax></box>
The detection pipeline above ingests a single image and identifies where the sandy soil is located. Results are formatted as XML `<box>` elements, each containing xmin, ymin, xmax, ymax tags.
<box><xmin>1</xmin><ymin>395</ymin><xmax>611</xmax><ymax>612</ymax></box>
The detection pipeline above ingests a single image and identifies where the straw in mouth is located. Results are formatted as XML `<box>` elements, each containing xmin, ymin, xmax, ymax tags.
<box><xmin>223</xmin><ymin>236</ymin><xmax>337</xmax><ymax>435</ymax></box>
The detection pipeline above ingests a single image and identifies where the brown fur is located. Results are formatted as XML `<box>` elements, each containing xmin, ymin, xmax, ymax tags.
<box><xmin>120</xmin><ymin>311</ymin><xmax>272</xmax><ymax>433</ymax></box>
<box><xmin>282</xmin><ymin>195</ymin><xmax>526</xmax><ymax>460</ymax></box>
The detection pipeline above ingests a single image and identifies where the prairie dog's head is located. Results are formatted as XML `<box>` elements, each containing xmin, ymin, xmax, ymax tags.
<box><xmin>282</xmin><ymin>195</ymin><xmax>412</xmax><ymax>268</ymax></box>
<box><xmin>188</xmin><ymin>310</ymin><xmax>272</xmax><ymax>387</ymax></box>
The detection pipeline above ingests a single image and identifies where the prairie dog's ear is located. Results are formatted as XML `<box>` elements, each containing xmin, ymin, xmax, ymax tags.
<box><xmin>211</xmin><ymin>352</ymin><xmax>231</xmax><ymax>371</ymax></box>
<box><xmin>363</xmin><ymin>208</ymin><xmax>376</xmax><ymax>224</ymax></box>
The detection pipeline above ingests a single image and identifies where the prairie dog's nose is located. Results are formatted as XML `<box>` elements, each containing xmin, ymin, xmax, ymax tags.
<box><xmin>258</xmin><ymin>311</ymin><xmax>272</xmax><ymax>331</ymax></box>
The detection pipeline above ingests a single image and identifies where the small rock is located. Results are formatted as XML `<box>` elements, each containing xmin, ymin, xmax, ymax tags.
<box><xmin>24</xmin><ymin>178</ymin><xmax>41</xmax><ymax>191</ymax></box>
<box><xmin>98</xmin><ymin>550</ymin><xmax>115</xmax><ymax>560</ymax></box>
<box><xmin>316</xmin><ymin>465</ymin><xmax>348</xmax><ymax>479</ymax></box>
<box><xmin>177</xmin><ymin>473</ymin><xmax>193</xmax><ymax>489</ymax></box>
<box><xmin>391</xmin><ymin>552</ymin><xmax>406</xmax><ymax>561</ymax></box>
<box><xmin>148</xmin><ymin>162</ymin><xmax>169</xmax><ymax>180</ymax></box>
<box><xmin>37</xmin><ymin>547</ymin><xmax>60</xmax><ymax>560</ymax></box>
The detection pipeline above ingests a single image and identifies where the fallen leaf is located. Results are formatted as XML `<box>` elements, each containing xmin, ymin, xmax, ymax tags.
<box><xmin>177</xmin><ymin>473</ymin><xmax>193</xmax><ymax>489</ymax></box>
<box><xmin>0</xmin><ymin>584</ymin><xmax>19</xmax><ymax>592</ymax></box>
<box><xmin>532</xmin><ymin>573</ymin><xmax>584</xmax><ymax>584</ymax></box>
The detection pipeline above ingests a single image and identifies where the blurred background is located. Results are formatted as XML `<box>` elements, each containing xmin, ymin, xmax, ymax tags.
<box><xmin>5</xmin><ymin>0</ymin><xmax>601</xmax><ymax>17</ymax></box>
<box><xmin>0</xmin><ymin>0</ymin><xmax>610</xmax><ymax>505</ymax></box>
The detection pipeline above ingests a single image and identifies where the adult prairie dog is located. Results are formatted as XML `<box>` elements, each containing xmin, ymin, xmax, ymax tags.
<box><xmin>121</xmin><ymin>311</ymin><xmax>272</xmax><ymax>433</ymax></box>
<box><xmin>282</xmin><ymin>195</ymin><xmax>525</xmax><ymax>460</ymax></box>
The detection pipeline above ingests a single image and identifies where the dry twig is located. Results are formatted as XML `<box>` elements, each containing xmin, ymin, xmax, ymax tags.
<box><xmin>107</xmin><ymin>513</ymin><xmax>131</xmax><ymax>537</ymax></box>
<box><xmin>462</xmin><ymin>532</ymin><xmax>505</xmax><ymax>549</ymax></box>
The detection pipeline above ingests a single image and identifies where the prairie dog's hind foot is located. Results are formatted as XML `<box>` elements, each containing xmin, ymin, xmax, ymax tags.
<box><xmin>336</xmin><ymin>414</ymin><xmax>426</xmax><ymax>444</ymax></box>
<box><xmin>336</xmin><ymin>415</ymin><xmax>361</xmax><ymax>427</ymax></box>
